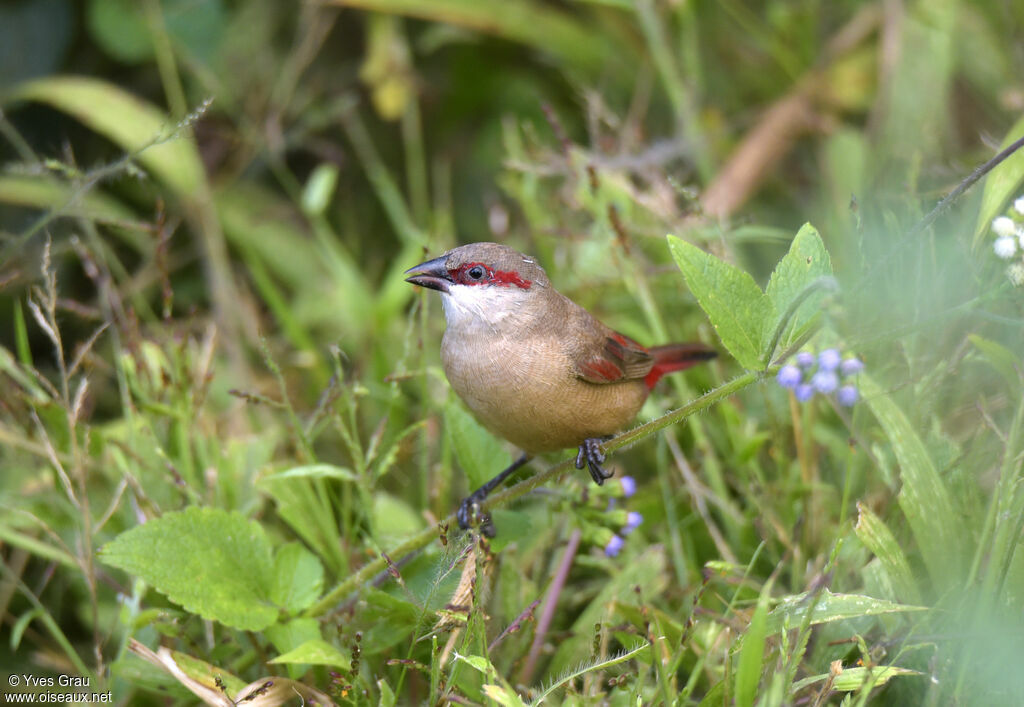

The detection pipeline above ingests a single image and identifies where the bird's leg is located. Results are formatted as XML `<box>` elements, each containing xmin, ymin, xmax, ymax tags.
<box><xmin>457</xmin><ymin>453</ymin><xmax>531</xmax><ymax>536</ymax></box>
<box><xmin>576</xmin><ymin>437</ymin><xmax>614</xmax><ymax>485</ymax></box>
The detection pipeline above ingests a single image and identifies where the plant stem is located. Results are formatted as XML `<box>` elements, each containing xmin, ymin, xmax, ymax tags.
<box><xmin>307</xmin><ymin>370</ymin><xmax>760</xmax><ymax>617</ymax></box>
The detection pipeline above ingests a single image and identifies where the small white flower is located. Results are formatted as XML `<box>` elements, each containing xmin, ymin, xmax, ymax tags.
<box><xmin>994</xmin><ymin>236</ymin><xmax>1018</xmax><ymax>260</ymax></box>
<box><xmin>993</xmin><ymin>216</ymin><xmax>1017</xmax><ymax>238</ymax></box>
<box><xmin>1019</xmin><ymin>228</ymin><xmax>1024</xmax><ymax>251</ymax></box>
<box><xmin>1015</xmin><ymin>197</ymin><xmax>1024</xmax><ymax>216</ymax></box>
<box><xmin>1009</xmin><ymin>263</ymin><xmax>1024</xmax><ymax>287</ymax></box>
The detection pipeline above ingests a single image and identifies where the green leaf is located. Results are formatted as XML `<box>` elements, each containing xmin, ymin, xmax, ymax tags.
<box><xmin>264</xmin><ymin>464</ymin><xmax>357</xmax><ymax>482</ymax></box>
<box><xmin>792</xmin><ymin>665</ymin><xmax>921</xmax><ymax>693</ymax></box>
<box><xmin>372</xmin><ymin>493</ymin><xmax>424</xmax><ymax>539</ymax></box>
<box><xmin>269</xmin><ymin>639</ymin><xmax>350</xmax><ymax>670</ymax></box>
<box><xmin>763</xmin><ymin>223</ymin><xmax>834</xmax><ymax>360</ymax></box>
<box><xmin>99</xmin><ymin>507</ymin><xmax>279</xmax><ymax>631</ymax></box>
<box><xmin>735</xmin><ymin>581</ymin><xmax>771</xmax><ymax>707</ymax></box>
<box><xmin>328</xmin><ymin>0</ymin><xmax>612</xmax><ymax>74</ymax></box>
<box><xmin>854</xmin><ymin>503</ymin><xmax>921</xmax><ymax>605</ymax></box>
<box><xmin>667</xmin><ymin>235</ymin><xmax>774</xmax><ymax>370</ymax></box>
<box><xmin>481</xmin><ymin>684</ymin><xmax>526</xmax><ymax>707</ymax></box>
<box><xmin>264</xmin><ymin>618</ymin><xmax>323</xmax><ymax>679</ymax></box>
<box><xmin>832</xmin><ymin>665</ymin><xmax>921</xmax><ymax>691</ymax></box>
<box><xmin>968</xmin><ymin>335</ymin><xmax>1022</xmax><ymax>395</ymax></box>
<box><xmin>270</xmin><ymin>543</ymin><xmax>324</xmax><ymax>614</ymax></box>
<box><xmin>860</xmin><ymin>375</ymin><xmax>968</xmax><ymax>591</ymax></box>
<box><xmin>86</xmin><ymin>0</ymin><xmax>151</xmax><ymax>62</ymax></box>
<box><xmin>445</xmin><ymin>401</ymin><xmax>512</xmax><ymax>489</ymax></box>
<box><xmin>765</xmin><ymin>590</ymin><xmax>926</xmax><ymax>634</ymax></box>
<box><xmin>973</xmin><ymin>114</ymin><xmax>1024</xmax><ymax>247</ymax></box>
<box><xmin>9</xmin><ymin>76</ymin><xmax>206</xmax><ymax>201</ymax></box>
<box><xmin>378</xmin><ymin>678</ymin><xmax>397</xmax><ymax>707</ymax></box>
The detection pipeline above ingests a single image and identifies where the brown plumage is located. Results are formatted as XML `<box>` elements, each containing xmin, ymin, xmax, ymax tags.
<box><xmin>406</xmin><ymin>242</ymin><xmax>715</xmax><ymax>530</ymax></box>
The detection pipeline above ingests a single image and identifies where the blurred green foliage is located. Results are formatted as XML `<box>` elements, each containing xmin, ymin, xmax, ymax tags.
<box><xmin>1</xmin><ymin>0</ymin><xmax>1023</xmax><ymax>704</ymax></box>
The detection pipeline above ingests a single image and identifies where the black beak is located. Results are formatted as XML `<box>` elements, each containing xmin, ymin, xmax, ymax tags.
<box><xmin>404</xmin><ymin>255</ymin><xmax>451</xmax><ymax>293</ymax></box>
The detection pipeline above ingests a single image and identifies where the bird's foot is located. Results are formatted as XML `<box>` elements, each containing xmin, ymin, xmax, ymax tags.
<box><xmin>576</xmin><ymin>437</ymin><xmax>613</xmax><ymax>485</ymax></box>
<box><xmin>457</xmin><ymin>492</ymin><xmax>496</xmax><ymax>538</ymax></box>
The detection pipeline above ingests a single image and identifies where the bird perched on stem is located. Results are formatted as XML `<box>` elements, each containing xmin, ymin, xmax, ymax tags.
<box><xmin>406</xmin><ymin>242</ymin><xmax>715</xmax><ymax>535</ymax></box>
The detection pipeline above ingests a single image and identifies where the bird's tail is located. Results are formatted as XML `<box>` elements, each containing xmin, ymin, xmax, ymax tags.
<box><xmin>644</xmin><ymin>343</ymin><xmax>717</xmax><ymax>389</ymax></box>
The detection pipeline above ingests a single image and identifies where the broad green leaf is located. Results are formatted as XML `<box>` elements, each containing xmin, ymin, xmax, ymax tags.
<box><xmin>270</xmin><ymin>543</ymin><xmax>324</xmax><ymax>613</ymax></box>
<box><xmin>269</xmin><ymin>639</ymin><xmax>350</xmax><ymax>670</ymax></box>
<box><xmin>668</xmin><ymin>235</ymin><xmax>774</xmax><ymax>370</ymax></box>
<box><xmin>9</xmin><ymin>76</ymin><xmax>205</xmax><ymax>201</ymax></box>
<box><xmin>855</xmin><ymin>503</ymin><xmax>921</xmax><ymax>605</ymax></box>
<box><xmin>99</xmin><ymin>507</ymin><xmax>278</xmax><ymax>631</ymax></box>
<box><xmin>445</xmin><ymin>401</ymin><xmax>513</xmax><ymax>490</ymax></box>
<box><xmin>763</xmin><ymin>223</ymin><xmax>834</xmax><ymax>359</ymax></box>
<box><xmin>973</xmin><ymin>114</ymin><xmax>1024</xmax><ymax>247</ymax></box>
<box><xmin>860</xmin><ymin>376</ymin><xmax>968</xmax><ymax>590</ymax></box>
<box><xmin>735</xmin><ymin>581</ymin><xmax>771</xmax><ymax>707</ymax></box>
<box><xmin>765</xmin><ymin>590</ymin><xmax>926</xmax><ymax>634</ymax></box>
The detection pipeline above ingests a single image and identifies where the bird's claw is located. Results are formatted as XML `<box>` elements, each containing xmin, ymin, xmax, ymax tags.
<box><xmin>457</xmin><ymin>493</ymin><xmax>496</xmax><ymax>537</ymax></box>
<box><xmin>576</xmin><ymin>437</ymin><xmax>613</xmax><ymax>485</ymax></box>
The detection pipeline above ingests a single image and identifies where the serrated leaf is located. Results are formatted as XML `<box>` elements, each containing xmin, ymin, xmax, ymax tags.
<box><xmin>763</xmin><ymin>223</ymin><xmax>834</xmax><ymax>359</ymax></box>
<box><xmin>860</xmin><ymin>376</ymin><xmax>968</xmax><ymax>590</ymax></box>
<box><xmin>973</xmin><ymin>114</ymin><xmax>1024</xmax><ymax>248</ymax></box>
<box><xmin>765</xmin><ymin>590</ymin><xmax>926</xmax><ymax>634</ymax></box>
<box><xmin>855</xmin><ymin>503</ymin><xmax>921</xmax><ymax>604</ymax></box>
<box><xmin>445</xmin><ymin>401</ymin><xmax>512</xmax><ymax>489</ymax></box>
<box><xmin>99</xmin><ymin>507</ymin><xmax>278</xmax><ymax>631</ymax></box>
<box><xmin>667</xmin><ymin>235</ymin><xmax>774</xmax><ymax>370</ymax></box>
<box><xmin>270</xmin><ymin>543</ymin><xmax>324</xmax><ymax>613</ymax></box>
<box><xmin>269</xmin><ymin>639</ymin><xmax>350</xmax><ymax>670</ymax></box>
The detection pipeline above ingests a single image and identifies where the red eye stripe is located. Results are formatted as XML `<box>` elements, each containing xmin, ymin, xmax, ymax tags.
<box><xmin>448</xmin><ymin>262</ymin><xmax>532</xmax><ymax>290</ymax></box>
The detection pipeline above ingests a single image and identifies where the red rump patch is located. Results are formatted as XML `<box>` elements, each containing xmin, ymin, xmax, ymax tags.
<box><xmin>644</xmin><ymin>343</ymin><xmax>717</xmax><ymax>389</ymax></box>
<box><xmin>449</xmin><ymin>262</ymin><xmax>531</xmax><ymax>289</ymax></box>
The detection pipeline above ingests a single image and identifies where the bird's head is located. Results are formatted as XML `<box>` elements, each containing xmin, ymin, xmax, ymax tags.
<box><xmin>405</xmin><ymin>243</ymin><xmax>550</xmax><ymax>328</ymax></box>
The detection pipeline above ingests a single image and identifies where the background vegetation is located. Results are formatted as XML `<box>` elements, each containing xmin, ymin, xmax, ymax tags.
<box><xmin>1</xmin><ymin>0</ymin><xmax>1023</xmax><ymax>704</ymax></box>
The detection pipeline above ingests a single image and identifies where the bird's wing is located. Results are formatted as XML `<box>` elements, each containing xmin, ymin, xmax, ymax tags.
<box><xmin>575</xmin><ymin>332</ymin><xmax>655</xmax><ymax>384</ymax></box>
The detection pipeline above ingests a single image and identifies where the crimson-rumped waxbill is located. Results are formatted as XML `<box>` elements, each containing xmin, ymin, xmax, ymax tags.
<box><xmin>406</xmin><ymin>242</ymin><xmax>715</xmax><ymax>534</ymax></box>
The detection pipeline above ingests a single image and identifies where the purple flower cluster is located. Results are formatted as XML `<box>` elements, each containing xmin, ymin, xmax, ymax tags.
<box><xmin>776</xmin><ymin>348</ymin><xmax>863</xmax><ymax>407</ymax></box>
<box><xmin>603</xmin><ymin>476</ymin><xmax>643</xmax><ymax>557</ymax></box>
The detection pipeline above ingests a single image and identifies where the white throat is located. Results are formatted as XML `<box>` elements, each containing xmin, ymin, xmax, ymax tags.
<box><xmin>441</xmin><ymin>284</ymin><xmax>532</xmax><ymax>333</ymax></box>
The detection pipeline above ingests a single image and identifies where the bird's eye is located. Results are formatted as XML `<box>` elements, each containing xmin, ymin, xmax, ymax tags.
<box><xmin>467</xmin><ymin>266</ymin><xmax>485</xmax><ymax>280</ymax></box>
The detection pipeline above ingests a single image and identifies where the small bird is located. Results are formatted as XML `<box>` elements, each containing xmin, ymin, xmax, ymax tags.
<box><xmin>406</xmin><ymin>242</ymin><xmax>716</xmax><ymax>534</ymax></box>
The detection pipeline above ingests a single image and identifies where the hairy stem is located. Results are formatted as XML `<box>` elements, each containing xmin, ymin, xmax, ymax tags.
<box><xmin>307</xmin><ymin>370</ymin><xmax>761</xmax><ymax>617</ymax></box>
